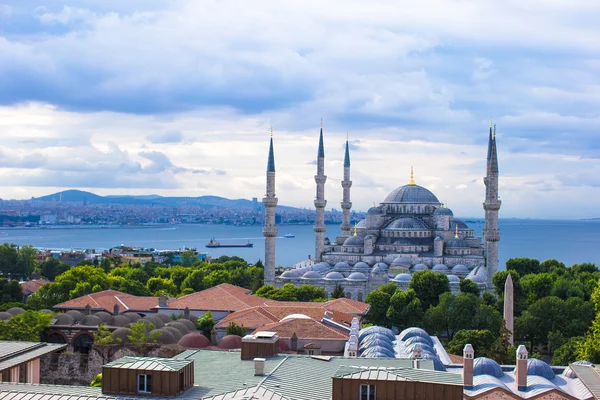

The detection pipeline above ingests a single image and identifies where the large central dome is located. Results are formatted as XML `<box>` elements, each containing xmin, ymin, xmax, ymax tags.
<box><xmin>383</xmin><ymin>184</ymin><xmax>440</xmax><ymax>204</ymax></box>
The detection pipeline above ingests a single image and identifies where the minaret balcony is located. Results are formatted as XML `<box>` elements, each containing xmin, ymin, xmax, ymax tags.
<box><xmin>341</xmin><ymin>201</ymin><xmax>352</xmax><ymax>209</ymax></box>
<box><xmin>314</xmin><ymin>175</ymin><xmax>327</xmax><ymax>184</ymax></box>
<box><xmin>313</xmin><ymin>225</ymin><xmax>327</xmax><ymax>233</ymax></box>
<box><xmin>341</xmin><ymin>181</ymin><xmax>352</xmax><ymax>189</ymax></box>
<box><xmin>340</xmin><ymin>222</ymin><xmax>352</xmax><ymax>231</ymax></box>
<box><xmin>262</xmin><ymin>226</ymin><xmax>279</xmax><ymax>237</ymax></box>
<box><xmin>485</xmin><ymin>231</ymin><xmax>501</xmax><ymax>242</ymax></box>
<box><xmin>314</xmin><ymin>200</ymin><xmax>327</xmax><ymax>208</ymax></box>
<box><xmin>483</xmin><ymin>200</ymin><xmax>501</xmax><ymax>211</ymax></box>
<box><xmin>262</xmin><ymin>197</ymin><xmax>279</xmax><ymax>207</ymax></box>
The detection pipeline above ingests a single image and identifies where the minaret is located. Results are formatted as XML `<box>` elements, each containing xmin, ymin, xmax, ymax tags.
<box><xmin>314</xmin><ymin>119</ymin><xmax>327</xmax><ymax>261</ymax></box>
<box><xmin>483</xmin><ymin>121</ymin><xmax>501</xmax><ymax>289</ymax></box>
<box><xmin>262</xmin><ymin>128</ymin><xmax>278</xmax><ymax>285</ymax></box>
<box><xmin>504</xmin><ymin>273</ymin><xmax>514</xmax><ymax>345</ymax></box>
<box><xmin>340</xmin><ymin>133</ymin><xmax>352</xmax><ymax>237</ymax></box>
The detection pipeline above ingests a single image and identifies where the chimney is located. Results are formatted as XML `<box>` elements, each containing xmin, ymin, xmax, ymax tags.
<box><xmin>516</xmin><ymin>345</ymin><xmax>528</xmax><ymax>391</ymax></box>
<box><xmin>113</xmin><ymin>304</ymin><xmax>119</xmax><ymax>316</ymax></box>
<box><xmin>347</xmin><ymin>334</ymin><xmax>358</xmax><ymax>357</ymax></box>
<box><xmin>184</xmin><ymin>306</ymin><xmax>190</xmax><ymax>319</ymax></box>
<box><xmin>254</xmin><ymin>358</ymin><xmax>265</xmax><ymax>376</ymax></box>
<box><xmin>84</xmin><ymin>304</ymin><xmax>91</xmax><ymax>315</ymax></box>
<box><xmin>463</xmin><ymin>344</ymin><xmax>474</xmax><ymax>388</ymax></box>
<box><xmin>158</xmin><ymin>293</ymin><xmax>167</xmax><ymax>308</ymax></box>
<box><xmin>412</xmin><ymin>343</ymin><xmax>423</xmax><ymax>359</ymax></box>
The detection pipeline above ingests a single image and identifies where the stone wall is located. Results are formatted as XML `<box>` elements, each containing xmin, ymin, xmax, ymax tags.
<box><xmin>40</xmin><ymin>345</ymin><xmax>182</xmax><ymax>386</ymax></box>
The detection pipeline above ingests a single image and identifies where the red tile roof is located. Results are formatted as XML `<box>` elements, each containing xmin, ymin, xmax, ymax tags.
<box><xmin>20</xmin><ymin>279</ymin><xmax>51</xmax><ymax>296</ymax></box>
<box><xmin>253</xmin><ymin>317</ymin><xmax>349</xmax><ymax>340</ymax></box>
<box><xmin>53</xmin><ymin>290</ymin><xmax>159</xmax><ymax>313</ymax></box>
<box><xmin>215</xmin><ymin>307</ymin><xmax>279</xmax><ymax>330</ymax></box>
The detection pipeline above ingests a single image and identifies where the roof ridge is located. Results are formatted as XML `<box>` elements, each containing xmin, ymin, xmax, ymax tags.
<box><xmin>217</xmin><ymin>284</ymin><xmax>254</xmax><ymax>309</ymax></box>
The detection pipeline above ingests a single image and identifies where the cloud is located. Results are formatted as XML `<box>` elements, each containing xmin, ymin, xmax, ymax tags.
<box><xmin>148</xmin><ymin>130</ymin><xmax>183</xmax><ymax>144</ymax></box>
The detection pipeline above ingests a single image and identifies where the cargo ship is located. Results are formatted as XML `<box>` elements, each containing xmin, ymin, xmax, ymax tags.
<box><xmin>283</xmin><ymin>234</ymin><xmax>295</xmax><ymax>238</ymax></box>
<box><xmin>205</xmin><ymin>238</ymin><xmax>253</xmax><ymax>248</ymax></box>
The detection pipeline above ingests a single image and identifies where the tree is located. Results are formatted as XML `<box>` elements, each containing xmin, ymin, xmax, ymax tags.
<box><xmin>226</xmin><ymin>322</ymin><xmax>247</xmax><ymax>337</ymax></box>
<box><xmin>93</xmin><ymin>324</ymin><xmax>115</xmax><ymax>346</ymax></box>
<box><xmin>39</xmin><ymin>258</ymin><xmax>70</xmax><ymax>281</ymax></box>
<box><xmin>540</xmin><ymin>259</ymin><xmax>566</xmax><ymax>274</ymax></box>
<box><xmin>128</xmin><ymin>321</ymin><xmax>160</xmax><ymax>347</ymax></box>
<box><xmin>90</xmin><ymin>374</ymin><xmax>102</xmax><ymax>387</ymax></box>
<box><xmin>459</xmin><ymin>279</ymin><xmax>480</xmax><ymax>296</ymax></box>
<box><xmin>16</xmin><ymin>245</ymin><xmax>37</xmax><ymax>279</ymax></box>
<box><xmin>487</xmin><ymin>321</ymin><xmax>515</xmax><ymax>364</ymax></box>
<box><xmin>0</xmin><ymin>311</ymin><xmax>52</xmax><ymax>341</ymax></box>
<box><xmin>203</xmin><ymin>270</ymin><xmax>232</xmax><ymax>288</ymax></box>
<box><xmin>424</xmin><ymin>292</ymin><xmax>454</xmax><ymax>337</ymax></box>
<box><xmin>0</xmin><ymin>278</ymin><xmax>23</xmax><ymax>303</ymax></box>
<box><xmin>506</xmin><ymin>258</ymin><xmax>541</xmax><ymax>276</ymax></box>
<box><xmin>473</xmin><ymin>304</ymin><xmax>502</xmax><ymax>335</ymax></box>
<box><xmin>197</xmin><ymin>311</ymin><xmax>215</xmax><ymax>339</ymax></box>
<box><xmin>553</xmin><ymin>337</ymin><xmax>583</xmax><ymax>365</ymax></box>
<box><xmin>365</xmin><ymin>290</ymin><xmax>391</xmax><ymax>327</ymax></box>
<box><xmin>119</xmin><ymin>280</ymin><xmax>152</xmax><ymax>296</ymax></box>
<box><xmin>521</xmin><ymin>273</ymin><xmax>553</xmax><ymax>304</ymax></box>
<box><xmin>181</xmin><ymin>270</ymin><xmax>206</xmax><ymax>292</ymax></box>
<box><xmin>0</xmin><ymin>244</ymin><xmax>19</xmax><ymax>277</ymax></box>
<box><xmin>146</xmin><ymin>277</ymin><xmax>177</xmax><ymax>296</ymax></box>
<box><xmin>409</xmin><ymin>270</ymin><xmax>450</xmax><ymax>310</ymax></box>
<box><xmin>379</xmin><ymin>283</ymin><xmax>399</xmax><ymax>297</ymax></box>
<box><xmin>180</xmin><ymin>250</ymin><xmax>197</xmax><ymax>267</ymax></box>
<box><xmin>295</xmin><ymin>285</ymin><xmax>327</xmax><ymax>302</ymax></box>
<box><xmin>448</xmin><ymin>329</ymin><xmax>495</xmax><ymax>357</ymax></box>
<box><xmin>331</xmin><ymin>284</ymin><xmax>345</xmax><ymax>299</ymax></box>
<box><xmin>386</xmin><ymin>289</ymin><xmax>423</xmax><ymax>331</ymax></box>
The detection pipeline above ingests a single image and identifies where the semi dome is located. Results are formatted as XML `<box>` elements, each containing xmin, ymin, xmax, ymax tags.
<box><xmin>446</xmin><ymin>237</ymin><xmax>469</xmax><ymax>248</ymax></box>
<box><xmin>399</xmin><ymin>328</ymin><xmax>433</xmax><ymax>345</ymax></box>
<box><xmin>447</xmin><ymin>275</ymin><xmax>460</xmax><ymax>283</ymax></box>
<box><xmin>367</xmin><ymin>206</ymin><xmax>382</xmax><ymax>214</ymax></box>
<box><xmin>563</xmin><ymin>361</ymin><xmax>593</xmax><ymax>378</ymax></box>
<box><xmin>334</xmin><ymin>262</ymin><xmax>351</xmax><ymax>271</ymax></box>
<box><xmin>343</xmin><ymin>236</ymin><xmax>364</xmax><ymax>246</ymax></box>
<box><xmin>374</xmin><ymin>262</ymin><xmax>389</xmax><ymax>270</ymax></box>
<box><xmin>325</xmin><ymin>272</ymin><xmax>345</xmax><ymax>280</ymax></box>
<box><xmin>178</xmin><ymin>333</ymin><xmax>210</xmax><ymax>349</ymax></box>
<box><xmin>151</xmin><ymin>328</ymin><xmax>177</xmax><ymax>345</ymax></box>
<box><xmin>7</xmin><ymin>307</ymin><xmax>25</xmax><ymax>316</ymax></box>
<box><xmin>347</xmin><ymin>272</ymin><xmax>367</xmax><ymax>281</ymax></box>
<box><xmin>527</xmin><ymin>358</ymin><xmax>555</xmax><ymax>380</ymax></box>
<box><xmin>433</xmin><ymin>207</ymin><xmax>453</xmax><ymax>216</ymax></box>
<box><xmin>352</xmin><ymin>262</ymin><xmax>370</xmax><ymax>272</ymax></box>
<box><xmin>301</xmin><ymin>271</ymin><xmax>322</xmax><ymax>280</ymax></box>
<box><xmin>432</xmin><ymin>264</ymin><xmax>449</xmax><ymax>272</ymax></box>
<box><xmin>94</xmin><ymin>311</ymin><xmax>111</xmax><ymax>322</ymax></box>
<box><xmin>411</xmin><ymin>264</ymin><xmax>428</xmax><ymax>271</ymax></box>
<box><xmin>279</xmin><ymin>271</ymin><xmax>294</xmax><ymax>279</ymax></box>
<box><xmin>384</xmin><ymin>184</ymin><xmax>440</xmax><ymax>204</ymax></box>
<box><xmin>53</xmin><ymin>313</ymin><xmax>75</xmax><ymax>326</ymax></box>
<box><xmin>66</xmin><ymin>310</ymin><xmax>84</xmax><ymax>322</ymax></box>
<box><xmin>80</xmin><ymin>315</ymin><xmax>103</xmax><ymax>327</ymax></box>
<box><xmin>359</xmin><ymin>326</ymin><xmax>396</xmax><ymax>341</ymax></box>
<box><xmin>452</xmin><ymin>265</ymin><xmax>469</xmax><ymax>274</ymax></box>
<box><xmin>218</xmin><ymin>335</ymin><xmax>243</xmax><ymax>349</ymax></box>
<box><xmin>371</xmin><ymin>265</ymin><xmax>384</xmax><ymax>274</ymax></box>
<box><xmin>391</xmin><ymin>257</ymin><xmax>407</xmax><ymax>266</ymax></box>
<box><xmin>386</xmin><ymin>217</ymin><xmax>427</xmax><ymax>230</ymax></box>
<box><xmin>473</xmin><ymin>357</ymin><xmax>504</xmax><ymax>378</ymax></box>
<box><xmin>0</xmin><ymin>312</ymin><xmax>12</xmax><ymax>320</ymax></box>
<box><xmin>450</xmin><ymin>218</ymin><xmax>469</xmax><ymax>229</ymax></box>
<box><xmin>359</xmin><ymin>338</ymin><xmax>395</xmax><ymax>353</ymax></box>
<box><xmin>468</xmin><ymin>275</ymin><xmax>485</xmax><ymax>283</ymax></box>
<box><xmin>312</xmin><ymin>262</ymin><xmax>331</xmax><ymax>272</ymax></box>
<box><xmin>393</xmin><ymin>273</ymin><xmax>412</xmax><ymax>282</ymax></box>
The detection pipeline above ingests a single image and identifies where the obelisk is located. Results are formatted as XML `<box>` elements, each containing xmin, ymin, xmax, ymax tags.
<box><xmin>504</xmin><ymin>273</ymin><xmax>514</xmax><ymax>345</ymax></box>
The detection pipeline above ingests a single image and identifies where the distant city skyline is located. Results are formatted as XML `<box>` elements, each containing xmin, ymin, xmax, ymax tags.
<box><xmin>0</xmin><ymin>1</ymin><xmax>599</xmax><ymax>219</ymax></box>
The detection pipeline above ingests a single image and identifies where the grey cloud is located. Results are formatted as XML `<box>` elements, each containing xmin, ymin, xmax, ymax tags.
<box><xmin>148</xmin><ymin>130</ymin><xmax>183</xmax><ymax>144</ymax></box>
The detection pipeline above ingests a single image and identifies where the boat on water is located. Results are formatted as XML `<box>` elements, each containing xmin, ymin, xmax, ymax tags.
<box><xmin>205</xmin><ymin>238</ymin><xmax>253</xmax><ymax>248</ymax></box>
<box><xmin>283</xmin><ymin>234</ymin><xmax>295</xmax><ymax>238</ymax></box>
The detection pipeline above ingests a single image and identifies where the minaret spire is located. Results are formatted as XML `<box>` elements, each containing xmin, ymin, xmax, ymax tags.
<box><xmin>340</xmin><ymin>133</ymin><xmax>353</xmax><ymax>237</ymax></box>
<box><xmin>408</xmin><ymin>166</ymin><xmax>416</xmax><ymax>185</ymax></box>
<box><xmin>262</xmin><ymin>129</ymin><xmax>278</xmax><ymax>285</ymax></box>
<box><xmin>483</xmin><ymin>121</ymin><xmax>501</xmax><ymax>291</ymax></box>
<box><xmin>314</xmin><ymin>120</ymin><xmax>327</xmax><ymax>260</ymax></box>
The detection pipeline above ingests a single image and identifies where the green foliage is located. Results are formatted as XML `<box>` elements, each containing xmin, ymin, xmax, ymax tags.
<box><xmin>386</xmin><ymin>289</ymin><xmax>423</xmax><ymax>331</ymax></box>
<box><xmin>197</xmin><ymin>311</ymin><xmax>215</xmax><ymax>338</ymax></box>
<box><xmin>487</xmin><ymin>322</ymin><xmax>515</xmax><ymax>364</ymax></box>
<box><xmin>0</xmin><ymin>302</ymin><xmax>32</xmax><ymax>312</ymax></box>
<box><xmin>0</xmin><ymin>311</ymin><xmax>52</xmax><ymax>341</ymax></box>
<box><xmin>379</xmin><ymin>283</ymin><xmax>399</xmax><ymax>297</ymax></box>
<box><xmin>448</xmin><ymin>329</ymin><xmax>495</xmax><ymax>357</ymax></box>
<box><xmin>553</xmin><ymin>336</ymin><xmax>583</xmax><ymax>365</ymax></box>
<box><xmin>38</xmin><ymin>257</ymin><xmax>70</xmax><ymax>281</ymax></box>
<box><xmin>365</xmin><ymin>290</ymin><xmax>391</xmax><ymax>327</ymax></box>
<box><xmin>506</xmin><ymin>257</ymin><xmax>541</xmax><ymax>276</ymax></box>
<box><xmin>0</xmin><ymin>278</ymin><xmax>23</xmax><ymax>303</ymax></box>
<box><xmin>226</xmin><ymin>322</ymin><xmax>247</xmax><ymax>337</ymax></box>
<box><xmin>331</xmin><ymin>284</ymin><xmax>345</xmax><ymax>299</ymax></box>
<box><xmin>90</xmin><ymin>373</ymin><xmax>102</xmax><ymax>387</ymax></box>
<box><xmin>521</xmin><ymin>273</ymin><xmax>554</xmax><ymax>303</ymax></box>
<box><xmin>459</xmin><ymin>279</ymin><xmax>480</xmax><ymax>296</ymax></box>
<box><xmin>409</xmin><ymin>270</ymin><xmax>450</xmax><ymax>310</ymax></box>
<box><xmin>146</xmin><ymin>277</ymin><xmax>177</xmax><ymax>296</ymax></box>
<box><xmin>0</xmin><ymin>243</ymin><xmax>37</xmax><ymax>279</ymax></box>
<box><xmin>254</xmin><ymin>284</ymin><xmax>325</xmax><ymax>302</ymax></box>
<box><xmin>128</xmin><ymin>321</ymin><xmax>160</xmax><ymax>346</ymax></box>
<box><xmin>94</xmin><ymin>324</ymin><xmax>116</xmax><ymax>346</ymax></box>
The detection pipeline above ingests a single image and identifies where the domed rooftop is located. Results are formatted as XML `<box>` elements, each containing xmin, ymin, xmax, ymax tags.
<box><xmin>347</xmin><ymin>272</ymin><xmax>367</xmax><ymax>281</ymax></box>
<box><xmin>399</xmin><ymin>327</ymin><xmax>433</xmax><ymax>345</ymax></box>
<box><xmin>367</xmin><ymin>206</ymin><xmax>382</xmax><ymax>214</ymax></box>
<box><xmin>80</xmin><ymin>315</ymin><xmax>103</xmax><ymax>327</ymax></box>
<box><xmin>386</xmin><ymin>217</ymin><xmax>427</xmax><ymax>230</ymax></box>
<box><xmin>39</xmin><ymin>309</ymin><xmax>54</xmax><ymax>314</ymax></box>
<box><xmin>123</xmin><ymin>312</ymin><xmax>141</xmax><ymax>321</ymax></box>
<box><xmin>343</xmin><ymin>235</ymin><xmax>364</xmax><ymax>246</ymax></box>
<box><xmin>451</xmin><ymin>218</ymin><xmax>469</xmax><ymax>229</ymax></box>
<box><xmin>374</xmin><ymin>262</ymin><xmax>389</xmax><ymax>270</ymax></box>
<box><xmin>334</xmin><ymin>262</ymin><xmax>351</xmax><ymax>271</ymax></box>
<box><xmin>168</xmin><ymin>321</ymin><xmax>191</xmax><ymax>335</ymax></box>
<box><xmin>393</xmin><ymin>273</ymin><xmax>412</xmax><ymax>282</ymax></box>
<box><xmin>178</xmin><ymin>333</ymin><xmax>210</xmax><ymax>349</ymax></box>
<box><xmin>405</xmin><ymin>342</ymin><xmax>435</xmax><ymax>355</ymax></box>
<box><xmin>7</xmin><ymin>307</ymin><xmax>25</xmax><ymax>316</ymax></box>
<box><xmin>108</xmin><ymin>315</ymin><xmax>130</xmax><ymax>327</ymax></box>
<box><xmin>0</xmin><ymin>312</ymin><xmax>12</xmax><ymax>321</ymax></box>
<box><xmin>446</xmin><ymin>237</ymin><xmax>469</xmax><ymax>248</ymax></box>
<box><xmin>421</xmin><ymin>353</ymin><xmax>446</xmax><ymax>371</ymax></box>
<box><xmin>177</xmin><ymin>318</ymin><xmax>196</xmax><ymax>331</ymax></box>
<box><xmin>279</xmin><ymin>271</ymin><xmax>295</xmax><ymax>279</ymax></box>
<box><xmin>151</xmin><ymin>329</ymin><xmax>177</xmax><ymax>345</ymax></box>
<box><xmin>360</xmin><ymin>346</ymin><xmax>396</xmax><ymax>358</ymax></box>
<box><xmin>473</xmin><ymin>357</ymin><xmax>504</xmax><ymax>378</ymax></box>
<box><xmin>143</xmin><ymin>315</ymin><xmax>165</xmax><ymax>329</ymax></box>
<box><xmin>53</xmin><ymin>313</ymin><xmax>75</xmax><ymax>326</ymax></box>
<box><xmin>447</xmin><ymin>275</ymin><xmax>460</xmax><ymax>283</ymax></box>
<box><xmin>312</xmin><ymin>262</ymin><xmax>331</xmax><ymax>272</ymax></box>
<box><xmin>324</xmin><ymin>271</ymin><xmax>345</xmax><ymax>280</ymax></box>
<box><xmin>371</xmin><ymin>265</ymin><xmax>384</xmax><ymax>274</ymax></box>
<box><xmin>156</xmin><ymin>313</ymin><xmax>172</xmax><ymax>323</ymax></box>
<box><xmin>411</xmin><ymin>264</ymin><xmax>428</xmax><ymax>271</ymax></box>
<box><xmin>452</xmin><ymin>264</ymin><xmax>469</xmax><ymax>274</ymax></box>
<box><xmin>433</xmin><ymin>207</ymin><xmax>453</xmax><ymax>216</ymax></box>
<box><xmin>66</xmin><ymin>310</ymin><xmax>84</xmax><ymax>322</ymax></box>
<box><xmin>384</xmin><ymin>184</ymin><xmax>440</xmax><ymax>204</ymax></box>
<box><xmin>218</xmin><ymin>335</ymin><xmax>243</xmax><ymax>349</ymax></box>
<box><xmin>359</xmin><ymin>339</ymin><xmax>395</xmax><ymax>353</ymax></box>
<box><xmin>432</xmin><ymin>264</ymin><xmax>449</xmax><ymax>272</ymax></box>
<box><xmin>403</xmin><ymin>336</ymin><xmax>432</xmax><ymax>347</ymax></box>
<box><xmin>301</xmin><ymin>271</ymin><xmax>322</xmax><ymax>280</ymax></box>
<box><xmin>527</xmin><ymin>358</ymin><xmax>555</xmax><ymax>380</ymax></box>
<box><xmin>352</xmin><ymin>262</ymin><xmax>370</xmax><ymax>272</ymax></box>
<box><xmin>111</xmin><ymin>327</ymin><xmax>131</xmax><ymax>343</ymax></box>
<box><xmin>563</xmin><ymin>361</ymin><xmax>593</xmax><ymax>378</ymax></box>
<box><xmin>94</xmin><ymin>311</ymin><xmax>111</xmax><ymax>322</ymax></box>
<box><xmin>163</xmin><ymin>326</ymin><xmax>183</xmax><ymax>341</ymax></box>
<box><xmin>359</xmin><ymin>326</ymin><xmax>396</xmax><ymax>341</ymax></box>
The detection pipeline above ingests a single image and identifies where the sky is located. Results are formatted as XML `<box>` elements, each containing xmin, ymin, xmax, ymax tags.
<box><xmin>0</xmin><ymin>1</ymin><xmax>599</xmax><ymax>219</ymax></box>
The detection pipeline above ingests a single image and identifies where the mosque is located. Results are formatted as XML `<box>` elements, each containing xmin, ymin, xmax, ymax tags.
<box><xmin>262</xmin><ymin>121</ymin><xmax>501</xmax><ymax>299</ymax></box>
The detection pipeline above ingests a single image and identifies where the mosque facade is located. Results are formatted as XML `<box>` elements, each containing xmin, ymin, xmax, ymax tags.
<box><xmin>263</xmin><ymin>122</ymin><xmax>501</xmax><ymax>299</ymax></box>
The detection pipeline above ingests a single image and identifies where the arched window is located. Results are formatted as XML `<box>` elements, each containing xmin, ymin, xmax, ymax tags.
<box><xmin>73</xmin><ymin>333</ymin><xmax>94</xmax><ymax>354</ymax></box>
<box><xmin>357</xmin><ymin>293</ymin><xmax>363</xmax><ymax>302</ymax></box>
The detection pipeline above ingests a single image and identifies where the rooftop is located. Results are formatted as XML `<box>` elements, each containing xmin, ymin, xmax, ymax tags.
<box><xmin>0</xmin><ymin>341</ymin><xmax>67</xmax><ymax>374</ymax></box>
<box><xmin>53</xmin><ymin>290</ymin><xmax>160</xmax><ymax>313</ymax></box>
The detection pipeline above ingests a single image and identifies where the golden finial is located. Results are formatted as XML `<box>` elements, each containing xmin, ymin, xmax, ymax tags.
<box><xmin>320</xmin><ymin>118</ymin><xmax>323</xmax><ymax>129</ymax></box>
<box><xmin>353</xmin><ymin>224</ymin><xmax>357</xmax><ymax>236</ymax></box>
<box><xmin>490</xmin><ymin>117</ymin><xmax>492</xmax><ymax>128</ymax></box>
<box><xmin>408</xmin><ymin>166</ymin><xmax>416</xmax><ymax>185</ymax></box>
<box><xmin>373</xmin><ymin>202</ymin><xmax>376</xmax><ymax>208</ymax></box>
<box><xmin>455</xmin><ymin>224</ymin><xmax>459</xmax><ymax>238</ymax></box>
<box><xmin>492</xmin><ymin>124</ymin><xmax>496</xmax><ymax>140</ymax></box>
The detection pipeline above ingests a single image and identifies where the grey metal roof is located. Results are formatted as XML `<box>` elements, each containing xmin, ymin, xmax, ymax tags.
<box><xmin>383</xmin><ymin>184</ymin><xmax>440</xmax><ymax>204</ymax></box>
<box><xmin>334</xmin><ymin>365</ymin><xmax>462</xmax><ymax>385</ymax></box>
<box><xmin>0</xmin><ymin>383</ymin><xmax>111</xmax><ymax>400</ymax></box>
<box><xmin>103</xmin><ymin>356</ymin><xmax>192</xmax><ymax>372</ymax></box>
<box><xmin>0</xmin><ymin>342</ymin><xmax>44</xmax><ymax>362</ymax></box>
<box><xmin>571</xmin><ymin>364</ymin><xmax>600</xmax><ymax>398</ymax></box>
<box><xmin>0</xmin><ymin>343</ymin><xmax>67</xmax><ymax>373</ymax></box>
<box><xmin>202</xmin><ymin>386</ymin><xmax>286</xmax><ymax>400</ymax></box>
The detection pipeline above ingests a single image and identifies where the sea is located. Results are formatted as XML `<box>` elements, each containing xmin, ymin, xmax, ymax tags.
<box><xmin>1</xmin><ymin>219</ymin><xmax>599</xmax><ymax>269</ymax></box>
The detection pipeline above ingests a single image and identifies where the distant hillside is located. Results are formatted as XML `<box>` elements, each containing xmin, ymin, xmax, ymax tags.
<box><xmin>34</xmin><ymin>190</ymin><xmax>302</xmax><ymax>211</ymax></box>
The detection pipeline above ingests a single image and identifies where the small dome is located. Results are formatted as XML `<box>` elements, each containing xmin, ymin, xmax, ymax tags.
<box><xmin>80</xmin><ymin>315</ymin><xmax>103</xmax><ymax>327</ymax></box>
<box><xmin>468</xmin><ymin>275</ymin><xmax>485</xmax><ymax>283</ymax></box>
<box><xmin>94</xmin><ymin>311</ymin><xmax>111</xmax><ymax>322</ymax></box>
<box><xmin>0</xmin><ymin>312</ymin><xmax>12</xmax><ymax>320</ymax></box>
<box><xmin>359</xmin><ymin>338</ymin><xmax>395</xmax><ymax>353</ymax></box>
<box><xmin>386</xmin><ymin>217</ymin><xmax>427</xmax><ymax>230</ymax></box>
<box><xmin>143</xmin><ymin>315</ymin><xmax>165</xmax><ymax>329</ymax></box>
<box><xmin>563</xmin><ymin>361</ymin><xmax>593</xmax><ymax>378</ymax></box>
<box><xmin>108</xmin><ymin>315</ymin><xmax>130</xmax><ymax>327</ymax></box>
<box><xmin>391</xmin><ymin>257</ymin><xmax>406</xmax><ymax>266</ymax></box>
<box><xmin>156</xmin><ymin>313</ymin><xmax>172</xmax><ymax>323</ymax></box>
<box><xmin>434</xmin><ymin>207</ymin><xmax>453</xmax><ymax>216</ymax></box>
<box><xmin>447</xmin><ymin>275</ymin><xmax>460</xmax><ymax>283</ymax></box>
<box><xmin>383</xmin><ymin>184</ymin><xmax>440</xmax><ymax>205</ymax></box>
<box><xmin>374</xmin><ymin>262</ymin><xmax>389</xmax><ymax>270</ymax></box>
<box><xmin>325</xmin><ymin>272</ymin><xmax>345</xmax><ymax>280</ymax></box>
<box><xmin>218</xmin><ymin>335</ymin><xmax>243</xmax><ymax>349</ymax></box>
<box><xmin>434</xmin><ymin>236</ymin><xmax>443</xmax><ymax>241</ymax></box>
<box><xmin>167</xmin><ymin>321</ymin><xmax>191</xmax><ymax>335</ymax></box>
<box><xmin>53</xmin><ymin>313</ymin><xmax>75</xmax><ymax>326</ymax></box>
<box><xmin>279</xmin><ymin>271</ymin><xmax>295</xmax><ymax>279</ymax></box>
<box><xmin>343</xmin><ymin>236</ymin><xmax>364</xmax><ymax>246</ymax></box>
<box><xmin>7</xmin><ymin>307</ymin><xmax>25</xmax><ymax>316</ymax></box>
<box><xmin>352</xmin><ymin>262</ymin><xmax>370</xmax><ymax>272</ymax></box>
<box><xmin>367</xmin><ymin>206</ymin><xmax>382</xmax><ymax>214</ymax></box>
<box><xmin>411</xmin><ymin>264</ymin><xmax>428</xmax><ymax>271</ymax></box>
<box><xmin>66</xmin><ymin>310</ymin><xmax>84</xmax><ymax>322</ymax></box>
<box><xmin>393</xmin><ymin>273</ymin><xmax>412</xmax><ymax>282</ymax></box>
<box><xmin>361</xmin><ymin>346</ymin><xmax>396</xmax><ymax>358</ymax></box>
<box><xmin>432</xmin><ymin>264</ymin><xmax>449</xmax><ymax>272</ymax></box>
<box><xmin>162</xmin><ymin>326</ymin><xmax>183</xmax><ymax>341</ymax></box>
<box><xmin>39</xmin><ymin>309</ymin><xmax>54</xmax><ymax>314</ymax></box>
<box><xmin>312</xmin><ymin>262</ymin><xmax>331</xmax><ymax>272</ymax></box>
<box><xmin>347</xmin><ymin>272</ymin><xmax>367</xmax><ymax>281</ymax></box>
<box><xmin>334</xmin><ymin>262</ymin><xmax>351</xmax><ymax>272</ymax></box>
<box><xmin>399</xmin><ymin>328</ymin><xmax>433</xmax><ymax>345</ymax></box>
<box><xmin>151</xmin><ymin>328</ymin><xmax>177</xmax><ymax>345</ymax></box>
<box><xmin>359</xmin><ymin>326</ymin><xmax>396</xmax><ymax>341</ymax></box>
<box><xmin>176</xmin><ymin>319</ymin><xmax>196</xmax><ymax>331</ymax></box>
<box><xmin>452</xmin><ymin>264</ymin><xmax>469</xmax><ymax>274</ymax></box>
<box><xmin>446</xmin><ymin>237</ymin><xmax>469</xmax><ymax>248</ymax></box>
<box><xmin>112</xmin><ymin>327</ymin><xmax>131</xmax><ymax>343</ymax></box>
<box><xmin>403</xmin><ymin>336</ymin><xmax>431</xmax><ymax>347</ymax></box>
<box><xmin>371</xmin><ymin>266</ymin><xmax>383</xmax><ymax>274</ymax></box>
<box><xmin>405</xmin><ymin>342</ymin><xmax>435</xmax><ymax>354</ymax></box>
<box><xmin>123</xmin><ymin>312</ymin><xmax>142</xmax><ymax>321</ymax></box>
<box><xmin>178</xmin><ymin>333</ymin><xmax>210</xmax><ymax>349</ymax></box>
<box><xmin>474</xmin><ymin>357</ymin><xmax>504</xmax><ymax>378</ymax></box>
<box><xmin>527</xmin><ymin>358</ymin><xmax>555</xmax><ymax>380</ymax></box>
<box><xmin>282</xmin><ymin>314</ymin><xmax>312</xmax><ymax>320</ymax></box>
<box><xmin>301</xmin><ymin>271</ymin><xmax>322</xmax><ymax>280</ymax></box>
